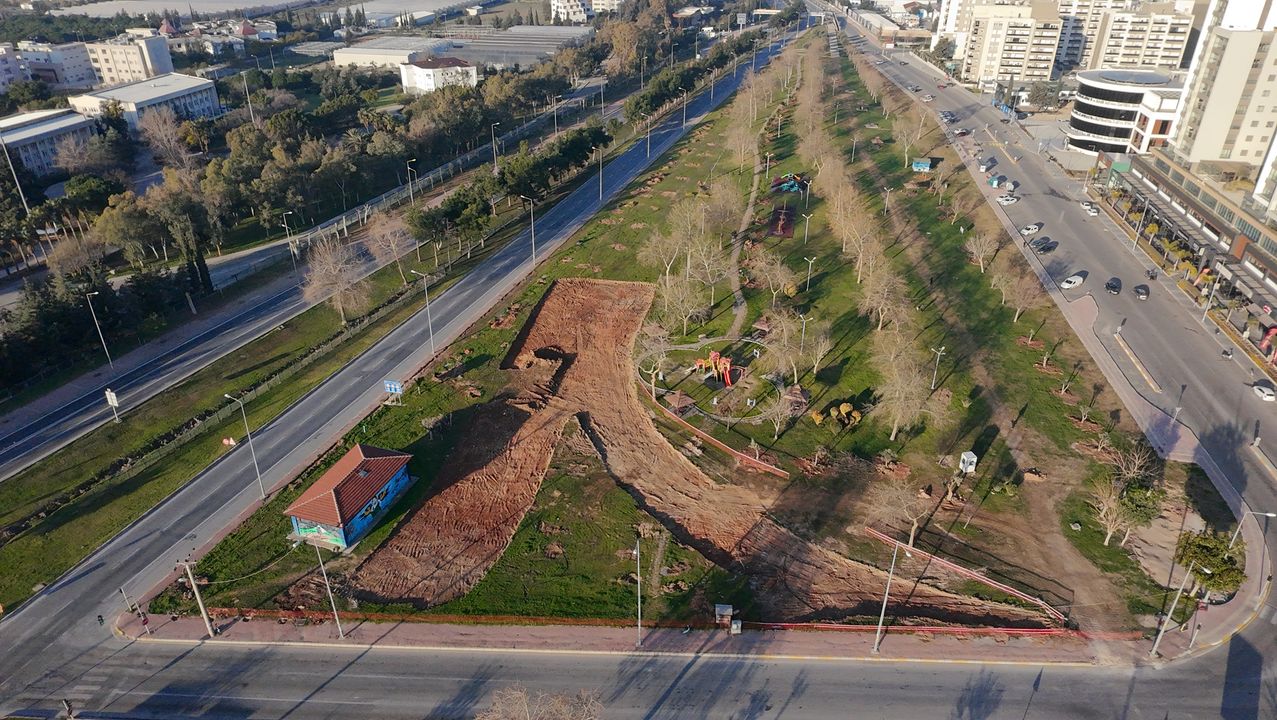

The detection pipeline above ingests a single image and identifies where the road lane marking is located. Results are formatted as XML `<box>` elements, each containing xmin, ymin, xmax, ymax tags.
<box><xmin>1113</xmin><ymin>332</ymin><xmax>1163</xmax><ymax>393</ymax></box>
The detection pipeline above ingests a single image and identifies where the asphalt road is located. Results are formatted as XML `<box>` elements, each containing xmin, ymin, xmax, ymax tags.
<box><xmin>0</xmin><ymin>81</ymin><xmax>616</xmax><ymax>484</ymax></box>
<box><xmin>0</xmin><ymin>38</ymin><xmax>800</xmax><ymax>719</ymax></box>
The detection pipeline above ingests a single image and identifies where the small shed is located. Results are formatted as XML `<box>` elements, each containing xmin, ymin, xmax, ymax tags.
<box><xmin>911</xmin><ymin>157</ymin><xmax>934</xmax><ymax>173</ymax></box>
<box><xmin>285</xmin><ymin>444</ymin><xmax>414</xmax><ymax>550</ymax></box>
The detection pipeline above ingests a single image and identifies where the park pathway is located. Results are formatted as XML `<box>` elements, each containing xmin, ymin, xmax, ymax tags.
<box><xmin>728</xmin><ymin>156</ymin><xmax>764</xmax><ymax>338</ymax></box>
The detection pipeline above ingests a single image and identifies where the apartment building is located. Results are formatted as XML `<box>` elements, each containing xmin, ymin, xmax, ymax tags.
<box><xmin>1087</xmin><ymin>2</ymin><xmax>1194</xmax><ymax>70</ymax></box>
<box><xmin>68</xmin><ymin>72</ymin><xmax>218</xmax><ymax>131</ymax></box>
<box><xmin>399</xmin><ymin>57</ymin><xmax>478</xmax><ymax>95</ymax></box>
<box><xmin>1065</xmin><ymin>69</ymin><xmax>1183</xmax><ymax>154</ymax></box>
<box><xmin>0</xmin><ymin>44</ymin><xmax>30</xmax><ymax>94</ymax></box>
<box><xmin>85</xmin><ymin>31</ymin><xmax>174</xmax><ymax>86</ymax></box>
<box><xmin>0</xmin><ymin>109</ymin><xmax>98</xmax><ymax>176</ymax></box>
<box><xmin>960</xmin><ymin>1</ymin><xmax>1063</xmax><ymax>89</ymax></box>
<box><xmin>550</xmin><ymin>0</ymin><xmax>622</xmax><ymax>23</ymax></box>
<box><xmin>16</xmin><ymin>41</ymin><xmax>96</xmax><ymax>90</ymax></box>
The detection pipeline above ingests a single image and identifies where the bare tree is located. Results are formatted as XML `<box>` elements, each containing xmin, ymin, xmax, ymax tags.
<box><xmin>808</xmin><ymin>320</ymin><xmax>835</xmax><ymax>376</ymax></box>
<box><xmin>47</xmin><ymin>229</ymin><xmax>107</xmax><ymax>281</ymax></box>
<box><xmin>139</xmin><ymin>105</ymin><xmax>193</xmax><ymax>170</ymax></box>
<box><xmin>669</xmin><ymin>198</ymin><xmax>704</xmax><ymax>243</ymax></box>
<box><xmin>689</xmin><ymin>236</ymin><xmax>731</xmax><ymax>306</ymax></box>
<box><xmin>899</xmin><ymin>110</ymin><xmax>930</xmax><ymax>167</ymax></box>
<box><xmin>1088</xmin><ymin>477</ymin><xmax>1126</xmax><ymax>546</ymax></box>
<box><xmin>989</xmin><ymin>270</ymin><xmax>1012</xmax><ymax>306</ymax></box>
<box><xmin>948</xmin><ymin>192</ymin><xmax>979</xmax><ymax>225</ymax></box>
<box><xmin>302</xmin><ymin>237</ymin><xmax>369</xmax><ymax>325</ymax></box>
<box><xmin>726</xmin><ymin>113</ymin><xmax>758</xmax><ymax>169</ymax></box>
<box><xmin>866</xmin><ymin>470</ymin><xmax>931</xmax><ymax>547</ymax></box>
<box><xmin>1105</xmin><ymin>437</ymin><xmax>1158</xmax><ymax>488</ymax></box>
<box><xmin>761</xmin><ymin>310</ymin><xmax>806</xmax><ymax>385</ymax></box>
<box><xmin>638</xmin><ymin>229</ymin><xmax>685</xmax><ymax>303</ymax></box>
<box><xmin>963</xmin><ymin>233</ymin><xmax>1001</xmax><ymax>274</ymax></box>
<box><xmin>476</xmin><ymin>685</ymin><xmax>602</xmax><ymax>720</ymax></box>
<box><xmin>660</xmin><ymin>276</ymin><xmax>707</xmax><ymax>336</ymax></box>
<box><xmin>759</xmin><ymin>389</ymin><xmax>791</xmax><ymax>441</ymax></box>
<box><xmin>859</xmin><ymin>260</ymin><xmax>905</xmax><ymax>331</ymax></box>
<box><xmin>1011</xmin><ymin>273</ymin><xmax>1045</xmax><ymax>322</ymax></box>
<box><xmin>363</xmin><ymin>213</ymin><xmax>412</xmax><ymax>285</ymax></box>
<box><xmin>637</xmin><ymin>324</ymin><xmax>671</xmax><ymax>399</ymax></box>
<box><xmin>873</xmin><ymin>344</ymin><xmax>931</xmax><ymax>442</ymax></box>
<box><xmin>705</xmin><ymin>177</ymin><xmax>745</xmax><ymax>239</ymax></box>
<box><xmin>752</xmin><ymin>248</ymin><xmax>796</xmax><ymax>308</ymax></box>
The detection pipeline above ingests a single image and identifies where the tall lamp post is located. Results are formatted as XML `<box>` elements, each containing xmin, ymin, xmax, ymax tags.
<box><xmin>1229</xmin><ymin>510</ymin><xmax>1277</xmax><ymax>548</ymax></box>
<box><xmin>873</xmin><ymin>540</ymin><xmax>910</xmax><ymax>653</ymax></box>
<box><xmin>314</xmin><ymin>543</ymin><xmax>346</xmax><ymax>639</ymax></box>
<box><xmin>801</xmin><ymin>213</ymin><xmax>813</xmax><ymax>245</ymax></box>
<box><xmin>410</xmin><ymin>270</ymin><xmax>436</xmax><ymax>355</ymax></box>
<box><xmin>632</xmin><ymin>538</ymin><xmax>643</xmax><ymax>647</ymax></box>
<box><xmin>552</xmin><ymin>94</ymin><xmax>562</xmax><ymax>136</ymax></box>
<box><xmin>85</xmin><ymin>291</ymin><xmax>114</xmax><ymax>370</ymax></box>
<box><xmin>1150</xmin><ymin>561</ymin><xmax>1211</xmax><ymax>658</ymax></box>
<box><xmin>930</xmin><ymin>346</ymin><xmax>946</xmax><ymax>390</ymax></box>
<box><xmin>224</xmin><ymin>393</ymin><xmax>265</xmax><ymax>499</ymax></box>
<box><xmin>489</xmin><ymin>122</ymin><xmax>501</xmax><ymax>176</ymax></box>
<box><xmin>406</xmin><ymin>158</ymin><xmax>417</xmax><ymax>206</ymax></box>
<box><xmin>520</xmin><ymin>195</ymin><xmax>537</xmax><ymax>264</ymax></box>
<box><xmin>642</xmin><ymin>114</ymin><xmax>652</xmax><ymax>158</ymax></box>
<box><xmin>804</xmin><ymin>256</ymin><xmax>816</xmax><ymax>292</ymax></box>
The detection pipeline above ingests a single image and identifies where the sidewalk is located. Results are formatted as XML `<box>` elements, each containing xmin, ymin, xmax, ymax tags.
<box><xmin>117</xmin><ymin>612</ymin><xmax>1147</xmax><ymax>667</ymax></box>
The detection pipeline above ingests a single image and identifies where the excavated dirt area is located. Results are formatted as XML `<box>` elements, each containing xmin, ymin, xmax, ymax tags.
<box><xmin>353</xmin><ymin>279</ymin><xmax>1051</xmax><ymax>626</ymax></box>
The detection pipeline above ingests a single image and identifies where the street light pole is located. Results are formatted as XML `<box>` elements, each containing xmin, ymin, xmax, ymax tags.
<box><xmin>1150</xmin><ymin>560</ymin><xmax>1210</xmax><ymax>658</ymax></box>
<box><xmin>224</xmin><ymin>393</ymin><xmax>265</xmax><ymax>499</ymax></box>
<box><xmin>176</xmin><ymin>560</ymin><xmax>215</xmax><ymax>638</ymax></box>
<box><xmin>1229</xmin><ymin>510</ymin><xmax>1277</xmax><ymax>548</ymax></box>
<box><xmin>552</xmin><ymin>94</ymin><xmax>561</xmax><ymax>136</ymax></box>
<box><xmin>406</xmin><ymin>158</ymin><xmax>417</xmax><ymax>206</ymax></box>
<box><xmin>597</xmin><ymin>146</ymin><xmax>603</xmax><ymax>200</ymax></box>
<box><xmin>85</xmin><ymin>291</ymin><xmax>114</xmax><ymax>370</ymax></box>
<box><xmin>633</xmin><ymin>538</ymin><xmax>642</xmax><ymax>647</ymax></box>
<box><xmin>314</xmin><ymin>544</ymin><xmax>346</xmax><ymax>639</ymax></box>
<box><xmin>1201</xmin><ymin>280</ymin><xmax>1218</xmax><ymax>323</ymax></box>
<box><xmin>241</xmin><ymin>71</ymin><xmax>257</xmax><ymax>125</ymax></box>
<box><xmin>873</xmin><ymin>541</ymin><xmax>909</xmax><ymax>653</ymax></box>
<box><xmin>930</xmin><ymin>345</ymin><xmax>946</xmax><ymax>390</ymax></box>
<box><xmin>642</xmin><ymin>114</ymin><xmax>652</xmax><ymax>158</ymax></box>
<box><xmin>410</xmin><ymin>270</ymin><xmax>436</xmax><ymax>355</ymax></box>
<box><xmin>802</xmin><ymin>213</ymin><xmax>813</xmax><ymax>245</ymax></box>
<box><xmin>799</xmin><ymin>314</ymin><xmax>810</xmax><ymax>352</ymax></box>
<box><xmin>490</xmin><ymin>122</ymin><xmax>501</xmax><ymax>176</ymax></box>
<box><xmin>520</xmin><ymin>195</ymin><xmax>537</xmax><ymax>264</ymax></box>
<box><xmin>765</xmin><ymin>152</ymin><xmax>774</xmax><ymax>180</ymax></box>
<box><xmin>804</xmin><ymin>256</ymin><xmax>816</xmax><ymax>292</ymax></box>
<box><xmin>682</xmin><ymin>92</ymin><xmax>688</xmax><ymax>127</ymax></box>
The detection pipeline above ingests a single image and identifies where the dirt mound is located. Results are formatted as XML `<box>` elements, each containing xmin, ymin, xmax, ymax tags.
<box><xmin>352</xmin><ymin>279</ymin><xmax>1051</xmax><ymax>626</ymax></box>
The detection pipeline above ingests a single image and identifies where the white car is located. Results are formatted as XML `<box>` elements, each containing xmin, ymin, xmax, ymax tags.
<box><xmin>922</xmin><ymin>94</ymin><xmax>935</xmax><ymax>102</ymax></box>
<box><xmin>1019</xmin><ymin>223</ymin><xmax>1042</xmax><ymax>236</ymax></box>
<box><xmin>996</xmin><ymin>194</ymin><xmax>1019</xmax><ymax>205</ymax></box>
<box><xmin>1255</xmin><ymin>385</ymin><xmax>1277</xmax><ymax>402</ymax></box>
<box><xmin>1060</xmin><ymin>274</ymin><xmax>1085</xmax><ymax>290</ymax></box>
<box><xmin>1085</xmin><ymin>205</ymin><xmax>1099</xmax><ymax>216</ymax></box>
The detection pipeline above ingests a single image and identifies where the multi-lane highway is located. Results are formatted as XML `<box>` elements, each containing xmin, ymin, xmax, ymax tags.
<box><xmin>0</xmin><ymin>37</ymin><xmax>804</xmax><ymax>719</ymax></box>
<box><xmin>0</xmin><ymin>80</ymin><xmax>615</xmax><ymax>483</ymax></box>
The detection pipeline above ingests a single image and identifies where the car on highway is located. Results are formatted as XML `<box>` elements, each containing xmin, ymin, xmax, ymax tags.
<box><xmin>1061</xmin><ymin>274</ymin><xmax>1085</xmax><ymax>290</ymax></box>
<box><xmin>1134</xmin><ymin>284</ymin><xmax>1150</xmax><ymax>300</ymax></box>
<box><xmin>953</xmin><ymin>128</ymin><xmax>970</xmax><ymax>137</ymax></box>
<box><xmin>1105</xmin><ymin>277</ymin><xmax>1122</xmax><ymax>295</ymax></box>
<box><xmin>996</xmin><ymin>194</ymin><xmax>1019</xmax><ymax>205</ymax></box>
<box><xmin>1255</xmin><ymin>385</ymin><xmax>1277</xmax><ymax>402</ymax></box>
<box><xmin>899</xmin><ymin>60</ymin><xmax>908</xmax><ymax>65</ymax></box>
<box><xmin>1034</xmin><ymin>241</ymin><xmax>1058</xmax><ymax>255</ymax></box>
<box><xmin>1019</xmin><ymin>223</ymin><xmax>1042</xmax><ymax>236</ymax></box>
<box><xmin>922</xmin><ymin>94</ymin><xmax>935</xmax><ymax>102</ymax></box>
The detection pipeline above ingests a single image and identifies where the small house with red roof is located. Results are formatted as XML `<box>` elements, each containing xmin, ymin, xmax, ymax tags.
<box><xmin>284</xmin><ymin>444</ymin><xmax>414</xmax><ymax>550</ymax></box>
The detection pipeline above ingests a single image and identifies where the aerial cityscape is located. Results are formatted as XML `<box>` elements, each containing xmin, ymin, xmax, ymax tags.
<box><xmin>0</xmin><ymin>0</ymin><xmax>1274</xmax><ymax>717</ymax></box>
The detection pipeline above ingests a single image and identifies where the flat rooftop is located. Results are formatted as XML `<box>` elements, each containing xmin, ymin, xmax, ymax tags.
<box><xmin>77</xmin><ymin>73</ymin><xmax>213</xmax><ymax>104</ymax></box>
<box><xmin>0</xmin><ymin>110</ymin><xmax>95</xmax><ymax>145</ymax></box>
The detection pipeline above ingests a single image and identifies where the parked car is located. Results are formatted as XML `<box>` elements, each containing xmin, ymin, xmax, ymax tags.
<box><xmin>1085</xmin><ymin>205</ymin><xmax>1098</xmax><ymax>216</ymax></box>
<box><xmin>1019</xmin><ymin>223</ymin><xmax>1042</xmax><ymax>236</ymax></box>
<box><xmin>1105</xmin><ymin>277</ymin><xmax>1122</xmax><ymax>295</ymax></box>
<box><xmin>1061</xmin><ymin>274</ymin><xmax>1085</xmax><ymax>290</ymax></box>
<box><xmin>953</xmin><ymin>128</ymin><xmax>970</xmax><ymax>137</ymax></box>
<box><xmin>1255</xmin><ymin>385</ymin><xmax>1276</xmax><ymax>402</ymax></box>
<box><xmin>1134</xmin><ymin>284</ymin><xmax>1150</xmax><ymax>300</ymax></box>
<box><xmin>1028</xmin><ymin>236</ymin><xmax>1052</xmax><ymax>250</ymax></box>
<box><xmin>979</xmin><ymin>159</ymin><xmax>995</xmax><ymax>172</ymax></box>
<box><xmin>996</xmin><ymin>194</ymin><xmax>1019</xmax><ymax>205</ymax></box>
<box><xmin>922</xmin><ymin>94</ymin><xmax>935</xmax><ymax>102</ymax></box>
<box><xmin>999</xmin><ymin>117</ymin><xmax>1012</xmax><ymax>124</ymax></box>
<box><xmin>1034</xmin><ymin>241</ymin><xmax>1058</xmax><ymax>255</ymax></box>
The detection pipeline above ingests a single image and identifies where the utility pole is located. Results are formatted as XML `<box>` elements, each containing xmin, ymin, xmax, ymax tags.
<box><xmin>85</xmin><ymin>291</ymin><xmax>113</xmax><ymax>370</ymax></box>
<box><xmin>643</xmin><ymin>114</ymin><xmax>652</xmax><ymax>158</ymax></box>
<box><xmin>176</xmin><ymin>559</ymin><xmax>215</xmax><ymax>639</ymax></box>
<box><xmin>597</xmin><ymin>147</ymin><xmax>603</xmax><ymax>200</ymax></box>
<box><xmin>930</xmin><ymin>346</ymin><xmax>946</xmax><ymax>390</ymax></box>
<box><xmin>314</xmin><ymin>544</ymin><xmax>346</xmax><ymax>639</ymax></box>
<box><xmin>406</xmin><ymin>158</ymin><xmax>417</xmax><ymax>206</ymax></box>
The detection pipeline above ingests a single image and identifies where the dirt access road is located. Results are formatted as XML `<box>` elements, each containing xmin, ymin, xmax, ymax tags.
<box><xmin>353</xmin><ymin>279</ymin><xmax>1051</xmax><ymax>627</ymax></box>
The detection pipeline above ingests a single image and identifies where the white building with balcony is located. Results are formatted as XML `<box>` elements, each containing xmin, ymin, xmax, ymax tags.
<box><xmin>1066</xmin><ymin>69</ymin><xmax>1183</xmax><ymax>155</ymax></box>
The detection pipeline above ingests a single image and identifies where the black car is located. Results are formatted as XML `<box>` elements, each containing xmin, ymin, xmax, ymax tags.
<box><xmin>999</xmin><ymin>118</ymin><xmax>1012</xmax><ymax>124</ymax></box>
<box><xmin>1105</xmin><ymin>277</ymin><xmax>1122</xmax><ymax>295</ymax></box>
<box><xmin>1033</xmin><ymin>241</ymin><xmax>1058</xmax><ymax>255</ymax></box>
<box><xmin>1134</xmin><ymin>284</ymin><xmax>1149</xmax><ymax>300</ymax></box>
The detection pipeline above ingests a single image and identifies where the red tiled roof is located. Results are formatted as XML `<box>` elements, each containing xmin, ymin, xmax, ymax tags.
<box><xmin>284</xmin><ymin>444</ymin><xmax>412</xmax><ymax>527</ymax></box>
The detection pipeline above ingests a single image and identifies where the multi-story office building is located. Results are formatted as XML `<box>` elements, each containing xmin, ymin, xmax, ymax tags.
<box><xmin>0</xmin><ymin>109</ymin><xmax>97</xmax><ymax>176</ymax></box>
<box><xmin>68</xmin><ymin>72</ymin><xmax>218</xmax><ymax>130</ymax></box>
<box><xmin>16</xmin><ymin>41</ymin><xmax>96</xmax><ymax>89</ymax></box>
<box><xmin>960</xmin><ymin>0</ymin><xmax>1063</xmax><ymax>89</ymax></box>
<box><xmin>1086</xmin><ymin>2</ymin><xmax>1194</xmax><ymax>70</ymax></box>
<box><xmin>550</xmin><ymin>0</ymin><xmax>622</xmax><ymax>23</ymax></box>
<box><xmin>85</xmin><ymin>30</ymin><xmax>173</xmax><ymax>86</ymax></box>
<box><xmin>0</xmin><ymin>44</ymin><xmax>30</xmax><ymax>94</ymax></box>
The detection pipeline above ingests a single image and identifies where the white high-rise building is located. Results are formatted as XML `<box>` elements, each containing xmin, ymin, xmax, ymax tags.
<box><xmin>1086</xmin><ymin>2</ymin><xmax>1194</xmax><ymax>70</ymax></box>
<box><xmin>85</xmin><ymin>31</ymin><xmax>173</xmax><ymax>86</ymax></box>
<box><xmin>960</xmin><ymin>1</ymin><xmax>1063</xmax><ymax>88</ymax></box>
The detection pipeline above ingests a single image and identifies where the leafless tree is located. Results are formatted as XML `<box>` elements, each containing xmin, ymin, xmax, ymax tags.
<box><xmin>660</xmin><ymin>276</ymin><xmax>707</xmax><ymax>336</ymax></box>
<box><xmin>637</xmin><ymin>324</ymin><xmax>671</xmax><ymax>399</ymax></box>
<box><xmin>761</xmin><ymin>310</ymin><xmax>806</xmax><ymax>385</ymax></box>
<box><xmin>1011</xmin><ymin>273</ymin><xmax>1045</xmax><ymax>322</ymax></box>
<box><xmin>1105</xmin><ymin>437</ymin><xmax>1158</xmax><ymax>488</ymax></box>
<box><xmin>949</xmin><ymin>192</ymin><xmax>979</xmax><ymax>225</ymax></box>
<box><xmin>963</xmin><ymin>233</ymin><xmax>1001</xmax><ymax>274</ymax></box>
<box><xmin>873</xmin><ymin>341</ymin><xmax>931</xmax><ymax>442</ymax></box>
<box><xmin>989</xmin><ymin>270</ymin><xmax>1013</xmax><ymax>306</ymax></box>
<box><xmin>808</xmin><ymin>320</ymin><xmax>835</xmax><ymax>376</ymax></box>
<box><xmin>139</xmin><ymin>105</ymin><xmax>193</xmax><ymax>170</ymax></box>
<box><xmin>899</xmin><ymin>110</ymin><xmax>930</xmax><ymax>167</ymax></box>
<box><xmin>859</xmin><ymin>260</ymin><xmax>906</xmax><ymax>331</ymax></box>
<box><xmin>759</xmin><ymin>389</ymin><xmax>791</xmax><ymax>441</ymax></box>
<box><xmin>47</xmin><ymin>229</ymin><xmax>107</xmax><ymax>281</ymax></box>
<box><xmin>866</xmin><ymin>470</ymin><xmax>931</xmax><ymax>547</ymax></box>
<box><xmin>726</xmin><ymin>111</ymin><xmax>758</xmax><ymax>168</ymax></box>
<box><xmin>363</xmin><ymin>213</ymin><xmax>412</xmax><ymax>285</ymax></box>
<box><xmin>670</xmin><ymin>198</ymin><xmax>705</xmax><ymax>243</ymax></box>
<box><xmin>751</xmin><ymin>248</ymin><xmax>796</xmax><ymax>309</ymax></box>
<box><xmin>476</xmin><ymin>685</ymin><xmax>602</xmax><ymax>720</ymax></box>
<box><xmin>705</xmin><ymin>177</ymin><xmax>745</xmax><ymax>239</ymax></box>
<box><xmin>689</xmin><ymin>236</ymin><xmax>731</xmax><ymax>306</ymax></box>
<box><xmin>302</xmin><ymin>237</ymin><xmax>368</xmax><ymax>325</ymax></box>
<box><xmin>1089</xmin><ymin>477</ymin><xmax>1126</xmax><ymax>547</ymax></box>
<box><xmin>639</xmin><ymin>229</ymin><xmax>685</xmax><ymax>302</ymax></box>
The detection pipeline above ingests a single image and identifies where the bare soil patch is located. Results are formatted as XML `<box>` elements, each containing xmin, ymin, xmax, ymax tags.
<box><xmin>353</xmin><ymin>279</ymin><xmax>1052</xmax><ymax>626</ymax></box>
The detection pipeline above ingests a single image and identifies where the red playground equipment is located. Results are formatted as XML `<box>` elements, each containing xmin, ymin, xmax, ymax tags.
<box><xmin>695</xmin><ymin>350</ymin><xmax>735</xmax><ymax>387</ymax></box>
